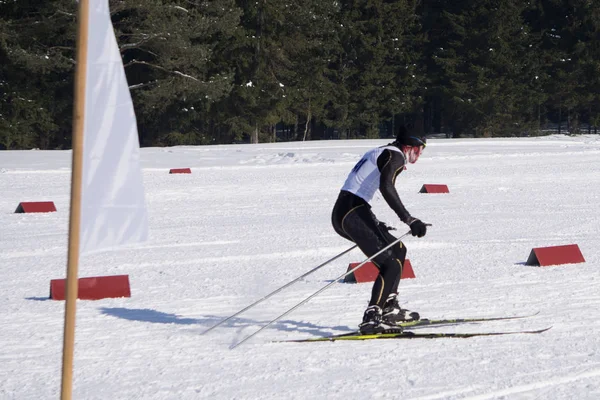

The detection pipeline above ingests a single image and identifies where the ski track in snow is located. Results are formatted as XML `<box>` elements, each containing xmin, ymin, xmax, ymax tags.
<box><xmin>1</xmin><ymin>135</ymin><xmax>600</xmax><ymax>399</ymax></box>
<box><xmin>460</xmin><ymin>365</ymin><xmax>600</xmax><ymax>400</ymax></box>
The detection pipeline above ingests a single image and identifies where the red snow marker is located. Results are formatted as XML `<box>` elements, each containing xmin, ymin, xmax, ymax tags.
<box><xmin>50</xmin><ymin>275</ymin><xmax>131</xmax><ymax>300</ymax></box>
<box><xmin>401</xmin><ymin>259</ymin><xmax>416</xmax><ymax>279</ymax></box>
<box><xmin>14</xmin><ymin>201</ymin><xmax>57</xmax><ymax>213</ymax></box>
<box><xmin>526</xmin><ymin>244</ymin><xmax>585</xmax><ymax>267</ymax></box>
<box><xmin>169</xmin><ymin>168</ymin><xmax>192</xmax><ymax>174</ymax></box>
<box><xmin>343</xmin><ymin>260</ymin><xmax>415</xmax><ymax>283</ymax></box>
<box><xmin>419</xmin><ymin>184</ymin><xmax>449</xmax><ymax>194</ymax></box>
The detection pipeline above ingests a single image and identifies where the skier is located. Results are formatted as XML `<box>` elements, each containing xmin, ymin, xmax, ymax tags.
<box><xmin>331</xmin><ymin>125</ymin><xmax>428</xmax><ymax>334</ymax></box>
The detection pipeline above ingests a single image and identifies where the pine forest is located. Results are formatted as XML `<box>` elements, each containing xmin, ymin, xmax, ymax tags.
<box><xmin>2</xmin><ymin>0</ymin><xmax>600</xmax><ymax>149</ymax></box>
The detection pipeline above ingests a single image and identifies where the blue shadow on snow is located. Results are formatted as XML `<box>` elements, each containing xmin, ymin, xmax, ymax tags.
<box><xmin>100</xmin><ymin>307</ymin><xmax>352</xmax><ymax>337</ymax></box>
<box><xmin>100</xmin><ymin>307</ymin><xmax>200</xmax><ymax>324</ymax></box>
<box><xmin>26</xmin><ymin>297</ymin><xmax>52</xmax><ymax>301</ymax></box>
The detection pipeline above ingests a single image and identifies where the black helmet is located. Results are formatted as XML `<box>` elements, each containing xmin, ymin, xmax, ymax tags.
<box><xmin>395</xmin><ymin>125</ymin><xmax>426</xmax><ymax>147</ymax></box>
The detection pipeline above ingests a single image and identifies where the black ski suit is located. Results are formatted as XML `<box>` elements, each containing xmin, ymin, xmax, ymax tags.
<box><xmin>331</xmin><ymin>145</ymin><xmax>415</xmax><ymax>309</ymax></box>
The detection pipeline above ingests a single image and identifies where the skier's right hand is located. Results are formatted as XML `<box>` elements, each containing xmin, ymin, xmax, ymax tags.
<box><xmin>409</xmin><ymin>219</ymin><xmax>427</xmax><ymax>238</ymax></box>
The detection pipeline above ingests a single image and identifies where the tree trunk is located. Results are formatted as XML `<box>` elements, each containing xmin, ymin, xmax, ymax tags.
<box><xmin>538</xmin><ymin>101</ymin><xmax>542</xmax><ymax>134</ymax></box>
<box><xmin>558</xmin><ymin>98</ymin><xmax>562</xmax><ymax>135</ymax></box>
<box><xmin>251</xmin><ymin>124</ymin><xmax>259</xmax><ymax>144</ymax></box>
<box><xmin>302</xmin><ymin>99</ymin><xmax>311</xmax><ymax>141</ymax></box>
<box><xmin>293</xmin><ymin>115</ymin><xmax>299</xmax><ymax>140</ymax></box>
<box><xmin>589</xmin><ymin>104</ymin><xmax>592</xmax><ymax>135</ymax></box>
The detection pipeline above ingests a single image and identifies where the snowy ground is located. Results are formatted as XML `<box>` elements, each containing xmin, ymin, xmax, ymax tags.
<box><xmin>1</xmin><ymin>135</ymin><xmax>600</xmax><ymax>399</ymax></box>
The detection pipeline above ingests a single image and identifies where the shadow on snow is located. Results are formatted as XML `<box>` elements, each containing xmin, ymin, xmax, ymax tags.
<box><xmin>99</xmin><ymin>307</ymin><xmax>352</xmax><ymax>337</ymax></box>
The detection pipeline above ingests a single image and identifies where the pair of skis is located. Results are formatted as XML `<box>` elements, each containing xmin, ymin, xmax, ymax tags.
<box><xmin>278</xmin><ymin>312</ymin><xmax>551</xmax><ymax>343</ymax></box>
<box><xmin>202</xmin><ymin>237</ymin><xmax>550</xmax><ymax>348</ymax></box>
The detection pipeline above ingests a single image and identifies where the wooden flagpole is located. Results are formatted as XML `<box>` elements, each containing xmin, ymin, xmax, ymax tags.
<box><xmin>61</xmin><ymin>0</ymin><xmax>89</xmax><ymax>398</ymax></box>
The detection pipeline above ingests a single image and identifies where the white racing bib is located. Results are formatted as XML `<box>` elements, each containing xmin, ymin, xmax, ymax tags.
<box><xmin>341</xmin><ymin>145</ymin><xmax>404</xmax><ymax>202</ymax></box>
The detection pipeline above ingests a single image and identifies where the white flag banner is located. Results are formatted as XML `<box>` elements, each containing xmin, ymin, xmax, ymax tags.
<box><xmin>80</xmin><ymin>0</ymin><xmax>148</xmax><ymax>254</ymax></box>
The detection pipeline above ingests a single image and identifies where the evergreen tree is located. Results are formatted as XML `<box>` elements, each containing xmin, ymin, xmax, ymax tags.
<box><xmin>331</xmin><ymin>0</ymin><xmax>423</xmax><ymax>138</ymax></box>
<box><xmin>577</xmin><ymin>2</ymin><xmax>600</xmax><ymax>133</ymax></box>
<box><xmin>275</xmin><ymin>0</ymin><xmax>339</xmax><ymax>141</ymax></box>
<box><xmin>210</xmin><ymin>0</ymin><xmax>291</xmax><ymax>144</ymax></box>
<box><xmin>0</xmin><ymin>0</ymin><xmax>77</xmax><ymax>149</ymax></box>
<box><xmin>112</xmin><ymin>0</ymin><xmax>242</xmax><ymax>146</ymax></box>
<box><xmin>423</xmin><ymin>0</ymin><xmax>541</xmax><ymax>137</ymax></box>
<box><xmin>528</xmin><ymin>0</ymin><xmax>600</xmax><ymax>133</ymax></box>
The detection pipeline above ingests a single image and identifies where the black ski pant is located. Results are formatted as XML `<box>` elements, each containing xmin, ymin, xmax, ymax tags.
<box><xmin>331</xmin><ymin>190</ymin><xmax>407</xmax><ymax>309</ymax></box>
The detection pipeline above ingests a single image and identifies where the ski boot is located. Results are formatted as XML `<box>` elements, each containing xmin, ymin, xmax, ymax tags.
<box><xmin>359</xmin><ymin>305</ymin><xmax>398</xmax><ymax>334</ymax></box>
<box><xmin>381</xmin><ymin>293</ymin><xmax>420</xmax><ymax>326</ymax></box>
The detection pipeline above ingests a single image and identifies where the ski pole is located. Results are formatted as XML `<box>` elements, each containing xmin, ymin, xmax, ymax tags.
<box><xmin>230</xmin><ymin>230</ymin><xmax>411</xmax><ymax>349</ymax></box>
<box><xmin>201</xmin><ymin>244</ymin><xmax>358</xmax><ymax>335</ymax></box>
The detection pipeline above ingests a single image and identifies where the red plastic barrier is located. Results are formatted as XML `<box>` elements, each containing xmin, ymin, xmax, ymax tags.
<box><xmin>169</xmin><ymin>168</ymin><xmax>192</xmax><ymax>174</ymax></box>
<box><xmin>50</xmin><ymin>275</ymin><xmax>131</xmax><ymax>300</ymax></box>
<box><xmin>402</xmin><ymin>259</ymin><xmax>416</xmax><ymax>279</ymax></box>
<box><xmin>419</xmin><ymin>184</ymin><xmax>449</xmax><ymax>193</ymax></box>
<box><xmin>14</xmin><ymin>201</ymin><xmax>57</xmax><ymax>213</ymax></box>
<box><xmin>344</xmin><ymin>260</ymin><xmax>415</xmax><ymax>283</ymax></box>
<box><xmin>526</xmin><ymin>244</ymin><xmax>585</xmax><ymax>267</ymax></box>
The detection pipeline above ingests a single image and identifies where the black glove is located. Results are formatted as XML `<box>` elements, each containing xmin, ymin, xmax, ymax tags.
<box><xmin>409</xmin><ymin>219</ymin><xmax>427</xmax><ymax>238</ymax></box>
